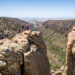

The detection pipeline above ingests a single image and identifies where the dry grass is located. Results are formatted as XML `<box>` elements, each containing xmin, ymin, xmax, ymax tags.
<box><xmin>42</xmin><ymin>28</ymin><xmax>67</xmax><ymax>70</ymax></box>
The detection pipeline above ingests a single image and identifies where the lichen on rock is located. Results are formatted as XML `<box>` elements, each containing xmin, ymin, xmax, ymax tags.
<box><xmin>0</xmin><ymin>30</ymin><xmax>51</xmax><ymax>75</ymax></box>
<box><xmin>0</xmin><ymin>39</ymin><xmax>23</xmax><ymax>75</ymax></box>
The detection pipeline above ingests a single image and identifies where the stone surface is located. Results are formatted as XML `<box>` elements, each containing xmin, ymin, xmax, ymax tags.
<box><xmin>24</xmin><ymin>44</ymin><xmax>51</xmax><ymax>75</ymax></box>
<box><xmin>63</xmin><ymin>26</ymin><xmax>75</xmax><ymax>75</ymax></box>
<box><xmin>28</xmin><ymin>31</ymin><xmax>47</xmax><ymax>53</ymax></box>
<box><xmin>12</xmin><ymin>33</ymin><xmax>29</xmax><ymax>52</ymax></box>
<box><xmin>0</xmin><ymin>30</ymin><xmax>51</xmax><ymax>75</ymax></box>
<box><xmin>0</xmin><ymin>39</ymin><xmax>23</xmax><ymax>75</ymax></box>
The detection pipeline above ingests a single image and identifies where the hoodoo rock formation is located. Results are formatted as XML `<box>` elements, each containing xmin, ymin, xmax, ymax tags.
<box><xmin>0</xmin><ymin>30</ymin><xmax>51</xmax><ymax>75</ymax></box>
<box><xmin>63</xmin><ymin>26</ymin><xmax>75</xmax><ymax>75</ymax></box>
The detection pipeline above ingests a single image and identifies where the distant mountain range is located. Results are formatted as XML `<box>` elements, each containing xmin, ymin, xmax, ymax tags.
<box><xmin>19</xmin><ymin>17</ymin><xmax>75</xmax><ymax>26</ymax></box>
<box><xmin>19</xmin><ymin>17</ymin><xmax>49</xmax><ymax>25</ymax></box>
<box><xmin>19</xmin><ymin>17</ymin><xmax>75</xmax><ymax>21</ymax></box>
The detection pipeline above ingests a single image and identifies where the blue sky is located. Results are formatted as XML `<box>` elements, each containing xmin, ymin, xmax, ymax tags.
<box><xmin>0</xmin><ymin>0</ymin><xmax>75</xmax><ymax>18</ymax></box>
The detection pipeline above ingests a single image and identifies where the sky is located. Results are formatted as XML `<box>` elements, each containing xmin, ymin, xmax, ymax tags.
<box><xmin>0</xmin><ymin>0</ymin><xmax>75</xmax><ymax>18</ymax></box>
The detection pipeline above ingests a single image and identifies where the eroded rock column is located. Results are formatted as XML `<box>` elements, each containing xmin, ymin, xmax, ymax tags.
<box><xmin>63</xmin><ymin>26</ymin><xmax>75</xmax><ymax>75</ymax></box>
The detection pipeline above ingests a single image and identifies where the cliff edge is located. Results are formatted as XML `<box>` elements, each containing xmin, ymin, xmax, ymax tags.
<box><xmin>0</xmin><ymin>30</ymin><xmax>51</xmax><ymax>75</ymax></box>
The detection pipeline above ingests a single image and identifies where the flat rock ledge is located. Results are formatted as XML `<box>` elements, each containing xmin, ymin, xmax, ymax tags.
<box><xmin>0</xmin><ymin>30</ymin><xmax>51</xmax><ymax>75</ymax></box>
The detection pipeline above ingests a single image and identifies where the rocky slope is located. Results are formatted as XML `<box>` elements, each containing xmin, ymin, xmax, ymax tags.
<box><xmin>33</xmin><ymin>24</ymin><xmax>75</xmax><ymax>75</ymax></box>
<box><xmin>0</xmin><ymin>17</ymin><xmax>33</xmax><ymax>39</ymax></box>
<box><xmin>34</xmin><ymin>20</ymin><xmax>75</xmax><ymax>70</ymax></box>
<box><xmin>43</xmin><ymin>20</ymin><xmax>75</xmax><ymax>36</ymax></box>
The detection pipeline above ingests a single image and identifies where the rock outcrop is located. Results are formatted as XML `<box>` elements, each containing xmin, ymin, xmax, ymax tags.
<box><xmin>0</xmin><ymin>39</ymin><xmax>23</xmax><ymax>75</ymax></box>
<box><xmin>63</xmin><ymin>26</ymin><xmax>75</xmax><ymax>75</ymax></box>
<box><xmin>0</xmin><ymin>30</ymin><xmax>51</xmax><ymax>75</ymax></box>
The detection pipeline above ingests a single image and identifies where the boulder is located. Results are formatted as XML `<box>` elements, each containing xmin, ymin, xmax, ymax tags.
<box><xmin>0</xmin><ymin>30</ymin><xmax>51</xmax><ymax>75</ymax></box>
<box><xmin>12</xmin><ymin>33</ymin><xmax>29</xmax><ymax>52</ymax></box>
<box><xmin>28</xmin><ymin>31</ymin><xmax>47</xmax><ymax>53</ymax></box>
<box><xmin>0</xmin><ymin>39</ymin><xmax>23</xmax><ymax>75</ymax></box>
<box><xmin>24</xmin><ymin>44</ymin><xmax>51</xmax><ymax>75</ymax></box>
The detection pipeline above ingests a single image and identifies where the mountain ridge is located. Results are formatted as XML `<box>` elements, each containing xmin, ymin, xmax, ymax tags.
<box><xmin>0</xmin><ymin>17</ymin><xmax>33</xmax><ymax>39</ymax></box>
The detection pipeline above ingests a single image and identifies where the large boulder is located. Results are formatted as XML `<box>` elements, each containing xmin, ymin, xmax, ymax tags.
<box><xmin>0</xmin><ymin>30</ymin><xmax>51</xmax><ymax>75</ymax></box>
<box><xmin>24</xmin><ymin>44</ymin><xmax>50</xmax><ymax>75</ymax></box>
<box><xmin>12</xmin><ymin>30</ymin><xmax>51</xmax><ymax>75</ymax></box>
<box><xmin>0</xmin><ymin>39</ymin><xmax>23</xmax><ymax>75</ymax></box>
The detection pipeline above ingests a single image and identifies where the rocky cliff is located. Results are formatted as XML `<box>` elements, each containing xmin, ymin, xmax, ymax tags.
<box><xmin>0</xmin><ymin>30</ymin><xmax>51</xmax><ymax>75</ymax></box>
<box><xmin>63</xmin><ymin>26</ymin><xmax>75</xmax><ymax>75</ymax></box>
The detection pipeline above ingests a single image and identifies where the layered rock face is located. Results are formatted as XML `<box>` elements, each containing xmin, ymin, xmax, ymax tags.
<box><xmin>63</xmin><ymin>26</ymin><xmax>75</xmax><ymax>75</ymax></box>
<box><xmin>0</xmin><ymin>30</ymin><xmax>51</xmax><ymax>75</ymax></box>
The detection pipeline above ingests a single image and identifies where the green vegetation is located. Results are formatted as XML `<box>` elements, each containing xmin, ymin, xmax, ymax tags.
<box><xmin>42</xmin><ymin>28</ymin><xmax>67</xmax><ymax>70</ymax></box>
<box><xmin>41</xmin><ymin>20</ymin><xmax>75</xmax><ymax>70</ymax></box>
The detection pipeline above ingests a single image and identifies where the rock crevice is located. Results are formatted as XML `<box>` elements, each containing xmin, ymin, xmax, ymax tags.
<box><xmin>0</xmin><ymin>30</ymin><xmax>51</xmax><ymax>75</ymax></box>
